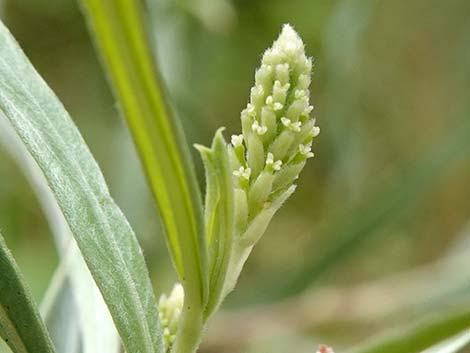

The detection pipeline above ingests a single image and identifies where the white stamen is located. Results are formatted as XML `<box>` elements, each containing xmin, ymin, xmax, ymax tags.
<box><xmin>231</xmin><ymin>134</ymin><xmax>243</xmax><ymax>147</ymax></box>
<box><xmin>251</xmin><ymin>120</ymin><xmax>268</xmax><ymax>135</ymax></box>
<box><xmin>303</xmin><ymin>105</ymin><xmax>314</xmax><ymax>116</ymax></box>
<box><xmin>281</xmin><ymin>117</ymin><xmax>291</xmax><ymax>127</ymax></box>
<box><xmin>266</xmin><ymin>152</ymin><xmax>283</xmax><ymax>171</ymax></box>
<box><xmin>295</xmin><ymin>89</ymin><xmax>307</xmax><ymax>99</ymax></box>
<box><xmin>291</xmin><ymin>121</ymin><xmax>301</xmax><ymax>132</ymax></box>
<box><xmin>233</xmin><ymin>166</ymin><xmax>251</xmax><ymax>180</ymax></box>
<box><xmin>273</xmin><ymin>160</ymin><xmax>282</xmax><ymax>171</ymax></box>
<box><xmin>281</xmin><ymin>117</ymin><xmax>302</xmax><ymax>132</ymax></box>
<box><xmin>312</xmin><ymin>126</ymin><xmax>320</xmax><ymax>137</ymax></box>
<box><xmin>299</xmin><ymin>144</ymin><xmax>314</xmax><ymax>158</ymax></box>
<box><xmin>266</xmin><ymin>152</ymin><xmax>274</xmax><ymax>165</ymax></box>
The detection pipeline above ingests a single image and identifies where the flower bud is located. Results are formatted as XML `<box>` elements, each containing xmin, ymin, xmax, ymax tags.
<box><xmin>229</xmin><ymin>24</ymin><xmax>319</xmax><ymax>237</ymax></box>
<box><xmin>158</xmin><ymin>283</ymin><xmax>184</xmax><ymax>349</ymax></box>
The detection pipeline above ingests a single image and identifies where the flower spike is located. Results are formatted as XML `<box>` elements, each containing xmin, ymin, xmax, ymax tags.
<box><xmin>189</xmin><ymin>24</ymin><xmax>320</xmax><ymax>328</ymax></box>
<box><xmin>227</xmin><ymin>23</ymin><xmax>319</xmax><ymax>235</ymax></box>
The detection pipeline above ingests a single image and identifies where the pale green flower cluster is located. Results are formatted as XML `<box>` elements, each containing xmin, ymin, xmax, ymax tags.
<box><xmin>157</xmin><ymin>25</ymin><xmax>318</xmax><ymax>349</ymax></box>
<box><xmin>158</xmin><ymin>283</ymin><xmax>184</xmax><ymax>350</ymax></box>
<box><xmin>229</xmin><ymin>24</ymin><xmax>319</xmax><ymax>235</ymax></box>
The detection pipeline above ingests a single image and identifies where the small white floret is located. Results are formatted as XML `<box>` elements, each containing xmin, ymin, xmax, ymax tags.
<box><xmin>295</xmin><ymin>89</ymin><xmax>307</xmax><ymax>99</ymax></box>
<box><xmin>231</xmin><ymin>134</ymin><xmax>243</xmax><ymax>147</ymax></box>
<box><xmin>303</xmin><ymin>105</ymin><xmax>314</xmax><ymax>116</ymax></box>
<box><xmin>281</xmin><ymin>117</ymin><xmax>302</xmax><ymax>132</ymax></box>
<box><xmin>266</xmin><ymin>152</ymin><xmax>283</xmax><ymax>172</ymax></box>
<box><xmin>299</xmin><ymin>144</ymin><xmax>314</xmax><ymax>158</ymax></box>
<box><xmin>266</xmin><ymin>152</ymin><xmax>274</xmax><ymax>165</ymax></box>
<box><xmin>312</xmin><ymin>126</ymin><xmax>320</xmax><ymax>137</ymax></box>
<box><xmin>251</xmin><ymin>120</ymin><xmax>268</xmax><ymax>135</ymax></box>
<box><xmin>291</xmin><ymin>121</ymin><xmax>301</xmax><ymax>132</ymax></box>
<box><xmin>281</xmin><ymin>117</ymin><xmax>291</xmax><ymax>127</ymax></box>
<box><xmin>233</xmin><ymin>166</ymin><xmax>251</xmax><ymax>180</ymax></box>
<box><xmin>273</xmin><ymin>160</ymin><xmax>282</xmax><ymax>171</ymax></box>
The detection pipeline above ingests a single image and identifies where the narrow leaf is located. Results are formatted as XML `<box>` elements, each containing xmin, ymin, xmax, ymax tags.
<box><xmin>423</xmin><ymin>330</ymin><xmax>470</xmax><ymax>353</ymax></box>
<box><xmin>0</xmin><ymin>21</ymin><xmax>163</xmax><ymax>353</ymax></box>
<box><xmin>40</xmin><ymin>263</ymin><xmax>81</xmax><ymax>353</ymax></box>
<box><xmin>0</xmin><ymin>106</ymin><xmax>119</xmax><ymax>353</ymax></box>
<box><xmin>0</xmin><ymin>232</ymin><xmax>55</xmax><ymax>353</ymax></box>
<box><xmin>80</xmin><ymin>0</ymin><xmax>207</xmax><ymax>316</ymax></box>
<box><xmin>348</xmin><ymin>308</ymin><xmax>470</xmax><ymax>353</ymax></box>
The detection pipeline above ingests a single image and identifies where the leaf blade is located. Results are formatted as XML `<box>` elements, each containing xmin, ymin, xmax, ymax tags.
<box><xmin>80</xmin><ymin>0</ymin><xmax>207</xmax><ymax>318</ymax></box>
<box><xmin>423</xmin><ymin>330</ymin><xmax>470</xmax><ymax>353</ymax></box>
<box><xmin>348</xmin><ymin>308</ymin><xmax>470</xmax><ymax>353</ymax></box>
<box><xmin>0</xmin><ymin>104</ymin><xmax>119</xmax><ymax>353</ymax></box>
<box><xmin>40</xmin><ymin>263</ymin><xmax>82</xmax><ymax>353</ymax></box>
<box><xmin>0</xmin><ymin>233</ymin><xmax>56</xmax><ymax>353</ymax></box>
<box><xmin>0</xmin><ymin>20</ymin><xmax>163</xmax><ymax>353</ymax></box>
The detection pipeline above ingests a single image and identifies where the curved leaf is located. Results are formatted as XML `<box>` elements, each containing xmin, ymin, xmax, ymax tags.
<box><xmin>0</xmin><ymin>106</ymin><xmax>119</xmax><ymax>353</ymax></box>
<box><xmin>348</xmin><ymin>308</ymin><xmax>470</xmax><ymax>353</ymax></box>
<box><xmin>0</xmin><ymin>21</ymin><xmax>163</xmax><ymax>353</ymax></box>
<box><xmin>423</xmin><ymin>330</ymin><xmax>470</xmax><ymax>353</ymax></box>
<box><xmin>80</xmin><ymin>0</ymin><xmax>207</xmax><ymax>323</ymax></box>
<box><xmin>40</xmin><ymin>263</ymin><xmax>81</xmax><ymax>353</ymax></box>
<box><xmin>0</xmin><ymin>232</ymin><xmax>55</xmax><ymax>353</ymax></box>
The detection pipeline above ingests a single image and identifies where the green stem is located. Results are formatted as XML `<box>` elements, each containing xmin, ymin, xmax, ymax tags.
<box><xmin>172</xmin><ymin>298</ymin><xmax>205</xmax><ymax>353</ymax></box>
<box><xmin>80</xmin><ymin>1</ymin><xmax>207</xmax><ymax>351</ymax></box>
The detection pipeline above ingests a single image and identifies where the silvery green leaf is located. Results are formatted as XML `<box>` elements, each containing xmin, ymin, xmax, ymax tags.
<box><xmin>0</xmin><ymin>109</ymin><xmax>119</xmax><ymax>353</ymax></box>
<box><xmin>40</xmin><ymin>264</ymin><xmax>81</xmax><ymax>353</ymax></box>
<box><xmin>0</xmin><ymin>233</ymin><xmax>55</xmax><ymax>353</ymax></box>
<box><xmin>0</xmin><ymin>20</ymin><xmax>162</xmax><ymax>353</ymax></box>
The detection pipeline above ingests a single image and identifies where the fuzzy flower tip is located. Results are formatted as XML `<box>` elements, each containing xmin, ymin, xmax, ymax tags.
<box><xmin>158</xmin><ymin>283</ymin><xmax>184</xmax><ymax>350</ymax></box>
<box><xmin>230</xmin><ymin>24</ymin><xmax>319</xmax><ymax>228</ymax></box>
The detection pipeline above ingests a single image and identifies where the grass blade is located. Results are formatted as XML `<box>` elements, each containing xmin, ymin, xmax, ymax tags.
<box><xmin>348</xmin><ymin>308</ymin><xmax>470</xmax><ymax>353</ymax></box>
<box><xmin>423</xmin><ymin>330</ymin><xmax>470</xmax><ymax>353</ymax></box>
<box><xmin>80</xmin><ymin>0</ymin><xmax>207</xmax><ymax>320</ymax></box>
<box><xmin>0</xmin><ymin>232</ymin><xmax>55</xmax><ymax>353</ymax></box>
<box><xmin>0</xmin><ymin>20</ymin><xmax>162</xmax><ymax>353</ymax></box>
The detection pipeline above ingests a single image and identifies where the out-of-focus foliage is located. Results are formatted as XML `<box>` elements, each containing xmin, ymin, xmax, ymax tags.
<box><xmin>0</xmin><ymin>0</ymin><xmax>469</xmax><ymax>352</ymax></box>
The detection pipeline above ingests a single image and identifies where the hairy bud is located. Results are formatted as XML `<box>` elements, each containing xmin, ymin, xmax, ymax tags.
<box><xmin>158</xmin><ymin>283</ymin><xmax>184</xmax><ymax>350</ymax></box>
<box><xmin>230</xmin><ymin>24</ymin><xmax>319</xmax><ymax>236</ymax></box>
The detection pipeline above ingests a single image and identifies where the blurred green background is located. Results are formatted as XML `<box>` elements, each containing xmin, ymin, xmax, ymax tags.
<box><xmin>0</xmin><ymin>0</ymin><xmax>469</xmax><ymax>352</ymax></box>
